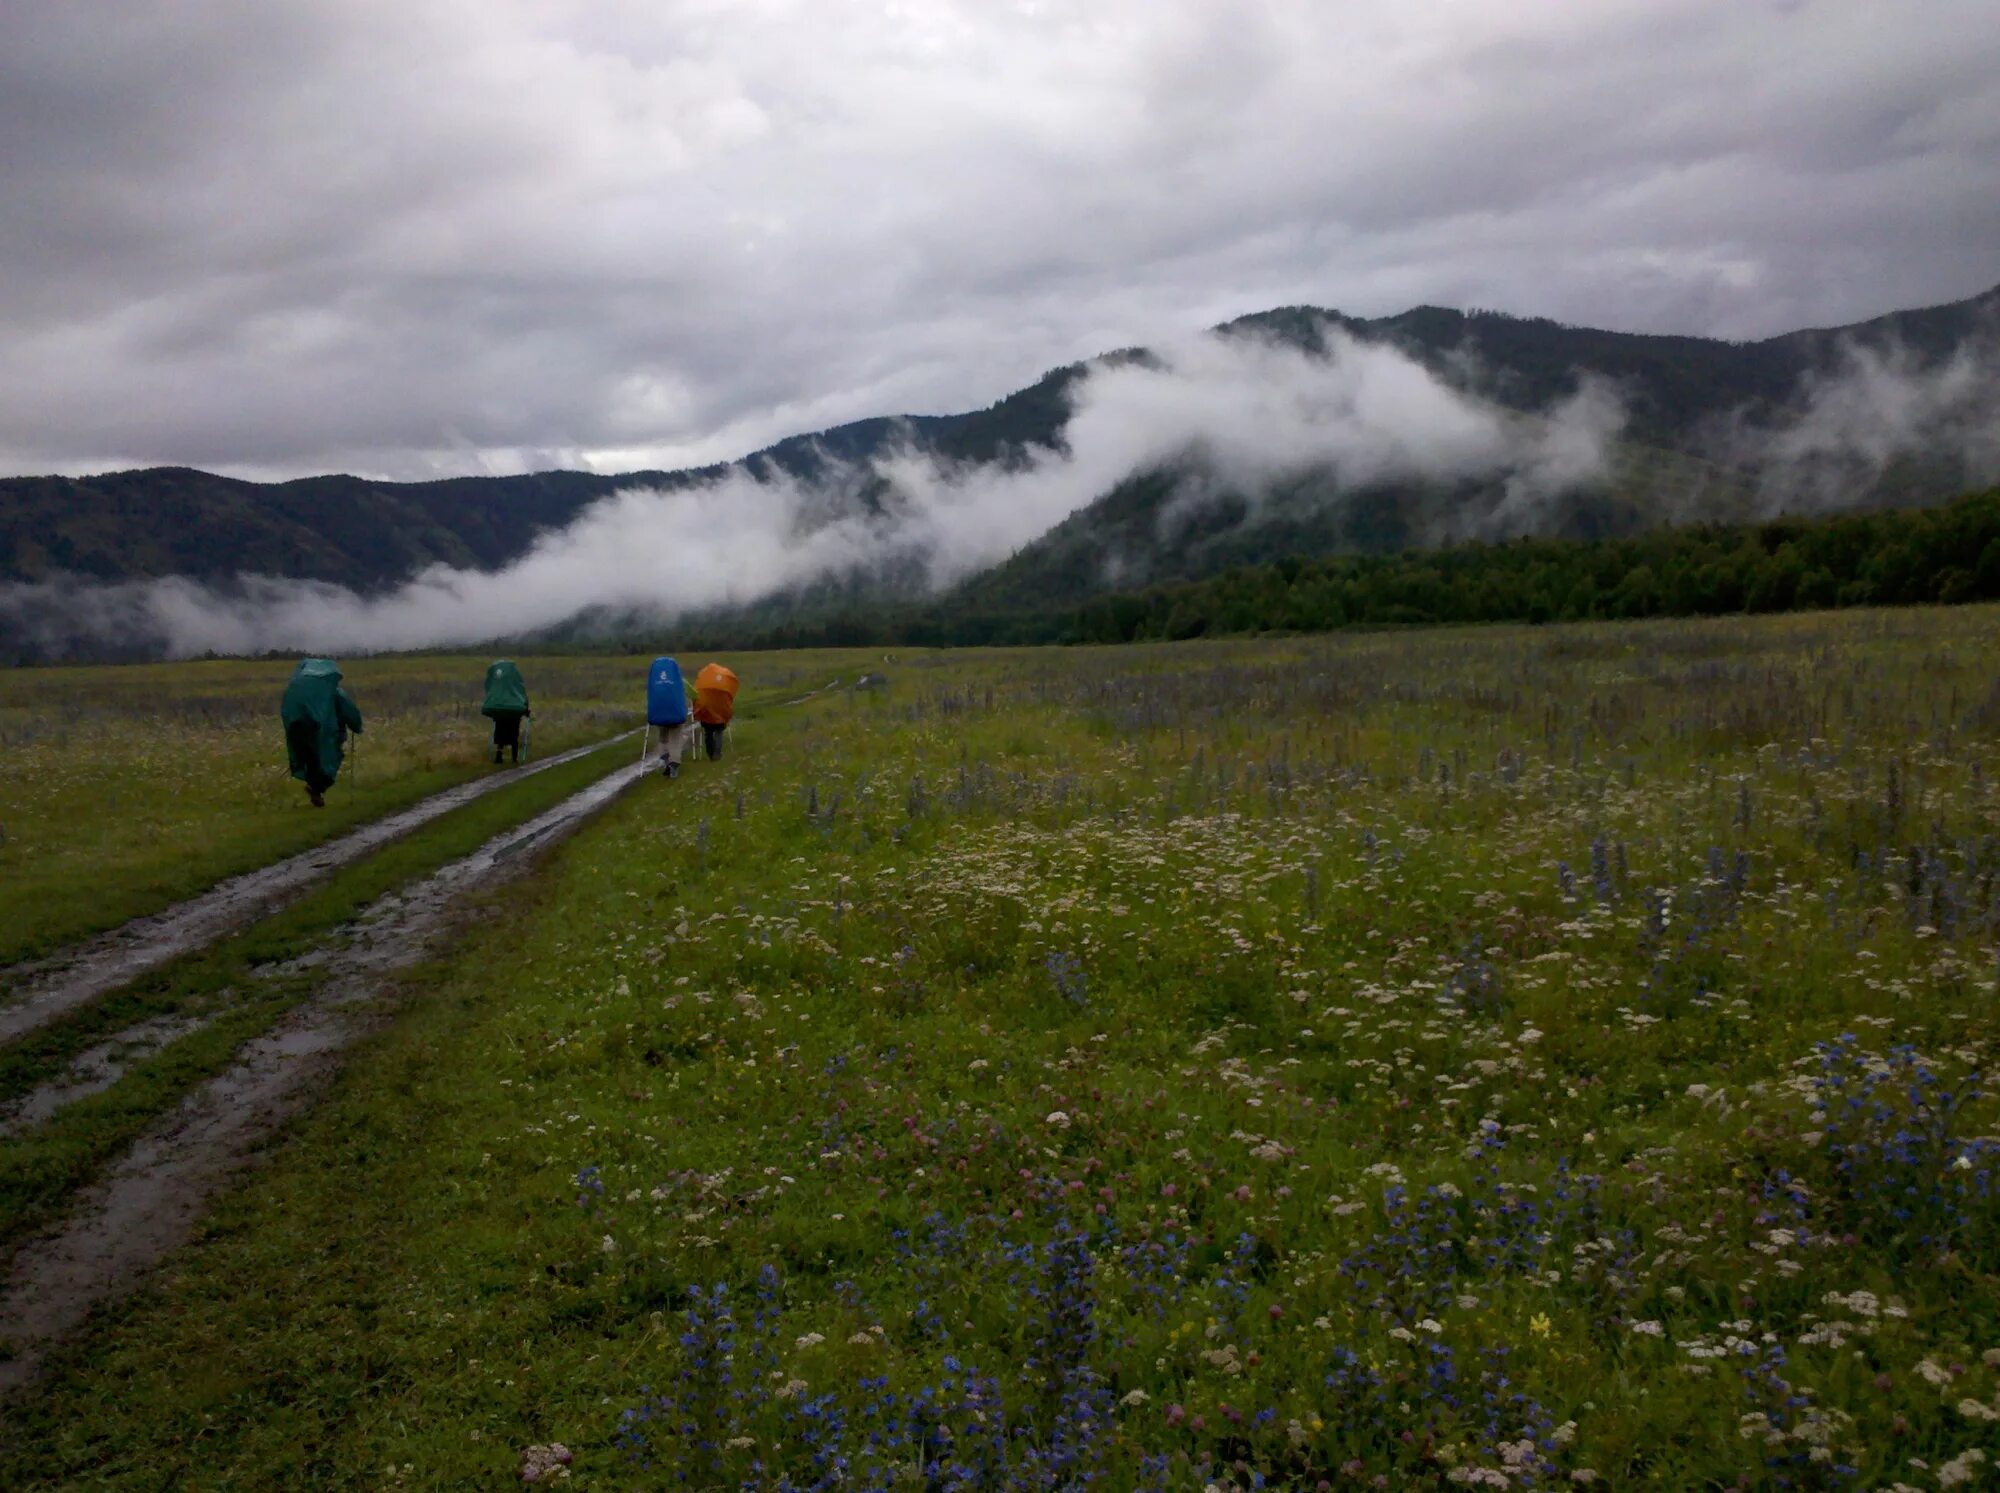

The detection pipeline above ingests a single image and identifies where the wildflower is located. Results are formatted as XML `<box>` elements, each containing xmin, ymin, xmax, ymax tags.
<box><xmin>1939</xmin><ymin>1449</ymin><xmax>1988</xmax><ymax>1488</ymax></box>
<box><xmin>1122</xmin><ymin>1389</ymin><xmax>1150</xmax><ymax>1407</ymax></box>
<box><xmin>519</xmin><ymin>1444</ymin><xmax>573</xmax><ymax>1483</ymax></box>
<box><xmin>1046</xmin><ymin>1111</ymin><xmax>1071</xmax><ymax>1129</ymax></box>
<box><xmin>1530</xmin><ymin>1313</ymin><xmax>1553</xmax><ymax>1337</ymax></box>
<box><xmin>795</xmin><ymin>1332</ymin><xmax>825</xmax><ymax>1349</ymax></box>
<box><xmin>1629</xmin><ymin>1320</ymin><xmax>1664</xmax><ymax>1337</ymax></box>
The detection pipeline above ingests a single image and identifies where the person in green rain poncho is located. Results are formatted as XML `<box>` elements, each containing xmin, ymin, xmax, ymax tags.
<box><xmin>481</xmin><ymin>659</ymin><xmax>532</xmax><ymax>765</ymax></box>
<box><xmin>280</xmin><ymin>658</ymin><xmax>363</xmax><ymax>807</ymax></box>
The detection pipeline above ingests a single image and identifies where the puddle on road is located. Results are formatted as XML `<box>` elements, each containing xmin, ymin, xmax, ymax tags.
<box><xmin>0</xmin><ymin>731</ymin><xmax>636</xmax><ymax>1047</ymax></box>
<box><xmin>0</xmin><ymin>758</ymin><xmax>652</xmax><ymax>1398</ymax></box>
<box><xmin>0</xmin><ymin>1012</ymin><xmax>217</xmax><ymax>1140</ymax></box>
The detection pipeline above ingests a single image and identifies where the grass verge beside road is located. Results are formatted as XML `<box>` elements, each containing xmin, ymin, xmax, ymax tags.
<box><xmin>0</xmin><ymin>736</ymin><xmax>636</xmax><ymax>1257</ymax></box>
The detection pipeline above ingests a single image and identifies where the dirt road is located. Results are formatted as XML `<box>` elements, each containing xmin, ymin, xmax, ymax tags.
<box><xmin>0</xmin><ymin>730</ymin><xmax>635</xmax><ymax>1048</ymax></box>
<box><xmin>0</xmin><ymin>755</ymin><xmax>651</xmax><ymax>1397</ymax></box>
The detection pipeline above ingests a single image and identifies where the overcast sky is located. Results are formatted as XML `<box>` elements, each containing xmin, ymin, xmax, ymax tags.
<box><xmin>1</xmin><ymin>0</ymin><xmax>1996</xmax><ymax>483</ymax></box>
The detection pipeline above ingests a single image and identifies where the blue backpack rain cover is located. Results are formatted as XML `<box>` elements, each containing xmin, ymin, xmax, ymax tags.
<box><xmin>647</xmin><ymin>656</ymin><xmax>689</xmax><ymax>726</ymax></box>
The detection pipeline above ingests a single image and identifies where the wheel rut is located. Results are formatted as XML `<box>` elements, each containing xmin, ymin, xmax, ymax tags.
<box><xmin>0</xmin><ymin>755</ymin><xmax>652</xmax><ymax>1398</ymax></box>
<box><xmin>0</xmin><ymin>730</ymin><xmax>636</xmax><ymax>1048</ymax></box>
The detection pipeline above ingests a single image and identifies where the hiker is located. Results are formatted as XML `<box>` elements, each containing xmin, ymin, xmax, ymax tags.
<box><xmin>647</xmin><ymin>655</ymin><xmax>693</xmax><ymax>779</ymax></box>
<box><xmin>280</xmin><ymin>657</ymin><xmax>363</xmax><ymax>808</ymax></box>
<box><xmin>692</xmin><ymin>662</ymin><xmax>739</xmax><ymax>761</ymax></box>
<box><xmin>481</xmin><ymin>658</ymin><xmax>531</xmax><ymax>765</ymax></box>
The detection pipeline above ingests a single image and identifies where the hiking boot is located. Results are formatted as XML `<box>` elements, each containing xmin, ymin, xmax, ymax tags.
<box><xmin>495</xmin><ymin>749</ymin><xmax>504</xmax><ymax>764</ymax></box>
<box><xmin>308</xmin><ymin>787</ymin><xmax>325</xmax><ymax>808</ymax></box>
<box><xmin>665</xmin><ymin>761</ymin><xmax>680</xmax><ymax>779</ymax></box>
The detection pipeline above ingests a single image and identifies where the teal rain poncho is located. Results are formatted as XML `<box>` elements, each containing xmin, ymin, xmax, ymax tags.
<box><xmin>482</xmin><ymin>659</ymin><xmax>529</xmax><ymax>717</ymax></box>
<box><xmin>281</xmin><ymin>657</ymin><xmax>363</xmax><ymax>791</ymax></box>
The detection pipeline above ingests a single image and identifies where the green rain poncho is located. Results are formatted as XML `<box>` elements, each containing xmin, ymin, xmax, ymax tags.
<box><xmin>481</xmin><ymin>659</ymin><xmax>529</xmax><ymax>717</ymax></box>
<box><xmin>281</xmin><ymin>657</ymin><xmax>363</xmax><ymax>791</ymax></box>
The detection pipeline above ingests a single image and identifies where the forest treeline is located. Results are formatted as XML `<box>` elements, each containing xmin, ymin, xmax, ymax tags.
<box><xmin>671</xmin><ymin>486</ymin><xmax>2000</xmax><ymax>651</ymax></box>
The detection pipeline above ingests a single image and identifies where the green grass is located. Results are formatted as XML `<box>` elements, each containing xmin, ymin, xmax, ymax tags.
<box><xmin>7</xmin><ymin>615</ymin><xmax>2000</xmax><ymax>1487</ymax></box>
<box><xmin>0</xmin><ymin>735</ymin><xmax>633</xmax><ymax>1255</ymax></box>
<box><xmin>0</xmin><ymin>648</ymin><xmax>882</xmax><ymax>966</ymax></box>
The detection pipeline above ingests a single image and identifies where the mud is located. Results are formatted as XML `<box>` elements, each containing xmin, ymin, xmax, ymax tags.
<box><xmin>0</xmin><ymin>756</ymin><xmax>652</xmax><ymax>1397</ymax></box>
<box><xmin>0</xmin><ymin>1013</ymin><xmax>215</xmax><ymax>1140</ymax></box>
<box><xmin>0</xmin><ymin>730</ymin><xmax>635</xmax><ymax>1048</ymax></box>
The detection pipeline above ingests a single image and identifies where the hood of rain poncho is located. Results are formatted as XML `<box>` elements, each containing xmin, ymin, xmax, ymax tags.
<box><xmin>693</xmin><ymin>662</ymin><xmax>739</xmax><ymax>726</ymax></box>
<box><xmin>482</xmin><ymin>658</ymin><xmax>529</xmax><ymax>716</ymax></box>
<box><xmin>646</xmin><ymin>656</ymin><xmax>690</xmax><ymax>726</ymax></box>
<box><xmin>281</xmin><ymin>657</ymin><xmax>362</xmax><ymax>784</ymax></box>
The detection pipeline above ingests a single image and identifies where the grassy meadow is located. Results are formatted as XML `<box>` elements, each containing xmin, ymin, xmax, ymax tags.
<box><xmin>8</xmin><ymin>614</ymin><xmax>2000</xmax><ymax>1488</ymax></box>
<box><xmin>0</xmin><ymin>651</ymin><xmax>824</xmax><ymax>967</ymax></box>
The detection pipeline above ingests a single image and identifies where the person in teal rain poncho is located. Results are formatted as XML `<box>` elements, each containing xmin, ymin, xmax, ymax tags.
<box><xmin>280</xmin><ymin>658</ymin><xmax>363</xmax><ymax>807</ymax></box>
<box><xmin>481</xmin><ymin>659</ymin><xmax>531</xmax><ymax>765</ymax></box>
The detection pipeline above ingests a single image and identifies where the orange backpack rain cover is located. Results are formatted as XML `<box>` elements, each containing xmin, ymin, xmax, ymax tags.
<box><xmin>693</xmin><ymin>663</ymin><xmax>740</xmax><ymax>726</ymax></box>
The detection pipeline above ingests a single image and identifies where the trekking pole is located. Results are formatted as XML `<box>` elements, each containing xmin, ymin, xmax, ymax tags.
<box><xmin>521</xmin><ymin>714</ymin><xmax>532</xmax><ymax>764</ymax></box>
<box><xmin>639</xmin><ymin>723</ymin><xmax>652</xmax><ymax>769</ymax></box>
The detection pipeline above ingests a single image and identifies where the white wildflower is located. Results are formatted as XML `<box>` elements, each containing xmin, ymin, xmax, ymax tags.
<box><xmin>1939</xmin><ymin>1448</ymin><xmax>1988</xmax><ymax>1488</ymax></box>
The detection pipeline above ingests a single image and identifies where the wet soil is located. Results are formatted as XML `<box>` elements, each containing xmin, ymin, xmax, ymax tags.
<box><xmin>0</xmin><ymin>1012</ymin><xmax>216</xmax><ymax>1140</ymax></box>
<box><xmin>0</xmin><ymin>756</ymin><xmax>651</xmax><ymax>1397</ymax></box>
<box><xmin>0</xmin><ymin>731</ymin><xmax>634</xmax><ymax>1048</ymax></box>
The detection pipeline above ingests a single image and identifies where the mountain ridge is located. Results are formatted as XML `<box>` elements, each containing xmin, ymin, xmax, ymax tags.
<box><xmin>2</xmin><ymin>282</ymin><xmax>1997</xmax><ymax>661</ymax></box>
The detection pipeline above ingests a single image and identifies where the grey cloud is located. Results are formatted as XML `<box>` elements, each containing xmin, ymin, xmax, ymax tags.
<box><xmin>0</xmin><ymin>0</ymin><xmax>1997</xmax><ymax>480</ymax></box>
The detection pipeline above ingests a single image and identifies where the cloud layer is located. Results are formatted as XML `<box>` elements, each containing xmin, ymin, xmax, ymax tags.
<box><xmin>2</xmin><ymin>0</ymin><xmax>1997</xmax><ymax>481</ymax></box>
<box><xmin>1719</xmin><ymin>332</ymin><xmax>2000</xmax><ymax>510</ymax></box>
<box><xmin>0</xmin><ymin>330</ymin><xmax>1626</xmax><ymax>657</ymax></box>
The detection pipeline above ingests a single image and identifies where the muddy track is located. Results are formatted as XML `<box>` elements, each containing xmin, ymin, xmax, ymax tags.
<box><xmin>0</xmin><ymin>756</ymin><xmax>652</xmax><ymax>1398</ymax></box>
<box><xmin>0</xmin><ymin>730</ymin><xmax>636</xmax><ymax>1048</ymax></box>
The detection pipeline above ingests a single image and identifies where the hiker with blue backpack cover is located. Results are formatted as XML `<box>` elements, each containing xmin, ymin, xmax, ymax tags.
<box><xmin>644</xmin><ymin>655</ymin><xmax>693</xmax><ymax>779</ymax></box>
